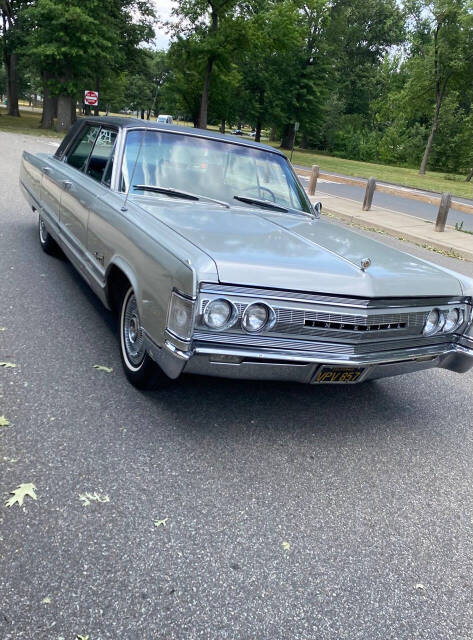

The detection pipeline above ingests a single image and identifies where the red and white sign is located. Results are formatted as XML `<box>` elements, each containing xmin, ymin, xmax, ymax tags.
<box><xmin>84</xmin><ymin>90</ymin><xmax>99</xmax><ymax>106</ymax></box>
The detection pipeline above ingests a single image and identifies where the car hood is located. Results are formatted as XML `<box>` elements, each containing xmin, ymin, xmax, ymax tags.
<box><xmin>135</xmin><ymin>199</ymin><xmax>463</xmax><ymax>298</ymax></box>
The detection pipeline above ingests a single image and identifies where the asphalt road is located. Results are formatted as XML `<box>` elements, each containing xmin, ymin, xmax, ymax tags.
<box><xmin>295</xmin><ymin>168</ymin><xmax>473</xmax><ymax>232</ymax></box>
<box><xmin>1</xmin><ymin>131</ymin><xmax>473</xmax><ymax>640</ymax></box>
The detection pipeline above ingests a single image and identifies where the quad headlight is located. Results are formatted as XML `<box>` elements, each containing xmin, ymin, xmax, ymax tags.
<box><xmin>423</xmin><ymin>307</ymin><xmax>464</xmax><ymax>336</ymax></box>
<box><xmin>241</xmin><ymin>302</ymin><xmax>275</xmax><ymax>333</ymax></box>
<box><xmin>203</xmin><ymin>298</ymin><xmax>237</xmax><ymax>330</ymax></box>
<box><xmin>443</xmin><ymin>307</ymin><xmax>462</xmax><ymax>333</ymax></box>
<box><xmin>423</xmin><ymin>309</ymin><xmax>443</xmax><ymax>336</ymax></box>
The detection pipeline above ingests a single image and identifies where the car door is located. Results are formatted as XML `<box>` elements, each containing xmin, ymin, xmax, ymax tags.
<box><xmin>40</xmin><ymin>158</ymin><xmax>70</xmax><ymax>234</ymax></box>
<box><xmin>86</xmin><ymin>130</ymin><xmax>122</xmax><ymax>274</ymax></box>
<box><xmin>59</xmin><ymin>124</ymin><xmax>101</xmax><ymax>255</ymax></box>
<box><xmin>60</xmin><ymin>125</ymin><xmax>118</xmax><ymax>262</ymax></box>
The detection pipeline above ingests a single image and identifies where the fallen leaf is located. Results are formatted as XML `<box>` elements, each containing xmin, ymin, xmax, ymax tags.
<box><xmin>281</xmin><ymin>541</ymin><xmax>291</xmax><ymax>551</ymax></box>
<box><xmin>0</xmin><ymin>327</ymin><xmax>6</xmax><ymax>331</ymax></box>
<box><xmin>77</xmin><ymin>635</ymin><xmax>89</xmax><ymax>640</ymax></box>
<box><xmin>0</xmin><ymin>362</ymin><xmax>16</xmax><ymax>368</ymax></box>
<box><xmin>5</xmin><ymin>483</ymin><xmax>37</xmax><ymax>507</ymax></box>
<box><xmin>79</xmin><ymin>492</ymin><xmax>110</xmax><ymax>507</ymax></box>
<box><xmin>93</xmin><ymin>365</ymin><xmax>113</xmax><ymax>373</ymax></box>
<box><xmin>0</xmin><ymin>416</ymin><xmax>10</xmax><ymax>427</ymax></box>
<box><xmin>154</xmin><ymin>518</ymin><xmax>168</xmax><ymax>528</ymax></box>
<box><xmin>3</xmin><ymin>457</ymin><xmax>18</xmax><ymax>463</ymax></box>
<box><xmin>415</xmin><ymin>583</ymin><xmax>426</xmax><ymax>592</ymax></box>
<box><xmin>42</xmin><ymin>597</ymin><xmax>51</xmax><ymax>604</ymax></box>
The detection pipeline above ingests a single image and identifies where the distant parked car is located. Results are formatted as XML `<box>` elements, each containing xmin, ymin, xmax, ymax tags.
<box><xmin>19</xmin><ymin>117</ymin><xmax>473</xmax><ymax>389</ymax></box>
<box><xmin>249</xmin><ymin>130</ymin><xmax>256</xmax><ymax>137</ymax></box>
<box><xmin>156</xmin><ymin>114</ymin><xmax>173</xmax><ymax>124</ymax></box>
<box><xmin>232</xmin><ymin>129</ymin><xmax>244</xmax><ymax>135</ymax></box>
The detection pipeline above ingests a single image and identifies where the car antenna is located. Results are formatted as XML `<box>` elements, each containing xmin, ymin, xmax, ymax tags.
<box><xmin>121</xmin><ymin>131</ymin><xmax>145</xmax><ymax>212</ymax></box>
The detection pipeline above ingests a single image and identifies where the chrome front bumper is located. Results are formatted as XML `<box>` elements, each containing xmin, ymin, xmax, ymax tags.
<box><xmin>145</xmin><ymin>333</ymin><xmax>473</xmax><ymax>384</ymax></box>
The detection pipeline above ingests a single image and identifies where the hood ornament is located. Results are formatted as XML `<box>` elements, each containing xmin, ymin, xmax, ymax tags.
<box><xmin>360</xmin><ymin>258</ymin><xmax>372</xmax><ymax>271</ymax></box>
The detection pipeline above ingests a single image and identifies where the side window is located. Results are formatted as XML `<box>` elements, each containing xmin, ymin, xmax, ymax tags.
<box><xmin>86</xmin><ymin>128</ymin><xmax>117</xmax><ymax>184</ymax></box>
<box><xmin>102</xmin><ymin>136</ymin><xmax>117</xmax><ymax>188</ymax></box>
<box><xmin>66</xmin><ymin>125</ymin><xmax>100</xmax><ymax>171</ymax></box>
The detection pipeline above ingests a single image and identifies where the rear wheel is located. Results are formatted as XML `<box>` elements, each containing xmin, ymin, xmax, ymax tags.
<box><xmin>38</xmin><ymin>215</ymin><xmax>60</xmax><ymax>255</ymax></box>
<box><xmin>119</xmin><ymin>286</ymin><xmax>171</xmax><ymax>390</ymax></box>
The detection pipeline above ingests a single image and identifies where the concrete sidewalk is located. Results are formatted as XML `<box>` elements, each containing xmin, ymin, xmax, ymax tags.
<box><xmin>309</xmin><ymin>191</ymin><xmax>473</xmax><ymax>262</ymax></box>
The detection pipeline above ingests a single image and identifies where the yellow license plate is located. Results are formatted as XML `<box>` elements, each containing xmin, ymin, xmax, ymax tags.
<box><xmin>314</xmin><ymin>366</ymin><xmax>365</xmax><ymax>384</ymax></box>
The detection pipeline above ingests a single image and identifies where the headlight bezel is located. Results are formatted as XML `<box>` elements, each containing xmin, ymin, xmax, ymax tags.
<box><xmin>203</xmin><ymin>297</ymin><xmax>238</xmax><ymax>331</ymax></box>
<box><xmin>423</xmin><ymin>305</ymin><xmax>469</xmax><ymax>336</ymax></box>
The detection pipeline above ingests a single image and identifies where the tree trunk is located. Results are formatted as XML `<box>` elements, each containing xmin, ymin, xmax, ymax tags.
<box><xmin>71</xmin><ymin>99</ymin><xmax>77</xmax><ymax>125</ymax></box>
<box><xmin>5</xmin><ymin>52</ymin><xmax>20</xmax><ymax>117</ymax></box>
<box><xmin>40</xmin><ymin>74</ymin><xmax>56</xmax><ymax>129</ymax></box>
<box><xmin>255</xmin><ymin>89</ymin><xmax>264</xmax><ymax>143</ymax></box>
<box><xmin>197</xmin><ymin>9</ymin><xmax>218</xmax><ymax>129</ymax></box>
<box><xmin>140</xmin><ymin>109</ymin><xmax>145</xmax><ymax>119</ymax></box>
<box><xmin>197</xmin><ymin>57</ymin><xmax>213</xmax><ymax>129</ymax></box>
<box><xmin>419</xmin><ymin>102</ymin><xmax>440</xmax><ymax>175</ymax></box>
<box><xmin>220</xmin><ymin>119</ymin><xmax>225</xmax><ymax>133</ymax></box>
<box><xmin>146</xmin><ymin>109</ymin><xmax>151</xmax><ymax>120</ymax></box>
<box><xmin>269</xmin><ymin>126</ymin><xmax>276</xmax><ymax>142</ymax></box>
<box><xmin>56</xmin><ymin>94</ymin><xmax>73</xmax><ymax>132</ymax></box>
<box><xmin>465</xmin><ymin>168</ymin><xmax>473</xmax><ymax>182</ymax></box>
<box><xmin>280</xmin><ymin>123</ymin><xmax>295</xmax><ymax>149</ymax></box>
<box><xmin>255</xmin><ymin>120</ymin><xmax>262</xmax><ymax>143</ymax></box>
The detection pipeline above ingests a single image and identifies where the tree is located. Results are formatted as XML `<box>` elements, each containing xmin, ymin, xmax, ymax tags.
<box><xmin>169</xmin><ymin>0</ymin><xmax>239</xmax><ymax>128</ymax></box>
<box><xmin>237</xmin><ymin>0</ymin><xmax>302</xmax><ymax>142</ymax></box>
<box><xmin>1</xmin><ymin>0</ymin><xmax>33</xmax><ymax>117</ymax></box>
<box><xmin>403</xmin><ymin>0</ymin><xmax>473</xmax><ymax>174</ymax></box>
<box><xmin>23</xmin><ymin>0</ymin><xmax>155</xmax><ymax>130</ymax></box>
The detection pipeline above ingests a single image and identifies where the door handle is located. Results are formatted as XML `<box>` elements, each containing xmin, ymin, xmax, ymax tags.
<box><xmin>42</xmin><ymin>167</ymin><xmax>51</xmax><ymax>175</ymax></box>
<box><xmin>62</xmin><ymin>180</ymin><xmax>72</xmax><ymax>190</ymax></box>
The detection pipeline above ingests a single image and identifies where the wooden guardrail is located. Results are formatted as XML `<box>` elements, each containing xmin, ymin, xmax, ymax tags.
<box><xmin>299</xmin><ymin>165</ymin><xmax>473</xmax><ymax>232</ymax></box>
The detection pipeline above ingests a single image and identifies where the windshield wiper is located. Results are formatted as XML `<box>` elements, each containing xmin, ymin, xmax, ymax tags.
<box><xmin>233</xmin><ymin>195</ymin><xmax>289</xmax><ymax>212</ymax></box>
<box><xmin>133</xmin><ymin>185</ymin><xmax>229</xmax><ymax>208</ymax></box>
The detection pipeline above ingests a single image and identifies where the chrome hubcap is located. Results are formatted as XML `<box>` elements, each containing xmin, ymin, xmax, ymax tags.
<box><xmin>123</xmin><ymin>292</ymin><xmax>145</xmax><ymax>367</ymax></box>
<box><xmin>39</xmin><ymin>218</ymin><xmax>48</xmax><ymax>243</ymax></box>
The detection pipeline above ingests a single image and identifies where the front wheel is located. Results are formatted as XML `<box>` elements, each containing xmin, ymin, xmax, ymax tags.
<box><xmin>119</xmin><ymin>286</ymin><xmax>171</xmax><ymax>390</ymax></box>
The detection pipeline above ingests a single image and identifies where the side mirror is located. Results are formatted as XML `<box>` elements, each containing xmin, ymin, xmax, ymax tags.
<box><xmin>312</xmin><ymin>201</ymin><xmax>322</xmax><ymax>217</ymax></box>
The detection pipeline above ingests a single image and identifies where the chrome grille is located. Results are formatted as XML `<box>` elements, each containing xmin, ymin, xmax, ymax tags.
<box><xmin>200</xmin><ymin>298</ymin><xmax>427</xmax><ymax>340</ymax></box>
<box><xmin>197</xmin><ymin>284</ymin><xmax>468</xmax><ymax>347</ymax></box>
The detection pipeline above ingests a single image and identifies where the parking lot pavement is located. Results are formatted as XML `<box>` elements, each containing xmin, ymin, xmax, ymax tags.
<box><xmin>1</xmin><ymin>131</ymin><xmax>473</xmax><ymax>640</ymax></box>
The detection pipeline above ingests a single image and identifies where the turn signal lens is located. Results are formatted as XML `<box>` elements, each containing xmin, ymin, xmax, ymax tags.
<box><xmin>167</xmin><ymin>291</ymin><xmax>195</xmax><ymax>340</ymax></box>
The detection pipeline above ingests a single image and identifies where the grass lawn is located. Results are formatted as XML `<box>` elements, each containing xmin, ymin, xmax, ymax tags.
<box><xmin>0</xmin><ymin>106</ymin><xmax>63</xmax><ymax>138</ymax></box>
<box><xmin>274</xmin><ymin>145</ymin><xmax>473</xmax><ymax>200</ymax></box>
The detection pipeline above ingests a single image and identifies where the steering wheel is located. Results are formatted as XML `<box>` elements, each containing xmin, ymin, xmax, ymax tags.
<box><xmin>238</xmin><ymin>185</ymin><xmax>276</xmax><ymax>202</ymax></box>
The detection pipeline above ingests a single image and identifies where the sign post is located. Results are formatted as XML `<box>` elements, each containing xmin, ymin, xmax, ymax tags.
<box><xmin>84</xmin><ymin>90</ymin><xmax>99</xmax><ymax>107</ymax></box>
<box><xmin>290</xmin><ymin>121</ymin><xmax>299</xmax><ymax>163</ymax></box>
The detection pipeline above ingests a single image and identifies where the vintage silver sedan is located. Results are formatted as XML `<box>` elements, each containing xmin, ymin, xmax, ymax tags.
<box><xmin>20</xmin><ymin>117</ymin><xmax>473</xmax><ymax>388</ymax></box>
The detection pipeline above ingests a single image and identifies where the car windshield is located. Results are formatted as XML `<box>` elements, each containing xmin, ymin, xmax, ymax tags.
<box><xmin>121</xmin><ymin>129</ymin><xmax>311</xmax><ymax>213</ymax></box>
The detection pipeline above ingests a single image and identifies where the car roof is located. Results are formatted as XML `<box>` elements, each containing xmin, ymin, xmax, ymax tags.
<box><xmin>71</xmin><ymin>116</ymin><xmax>285</xmax><ymax>156</ymax></box>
